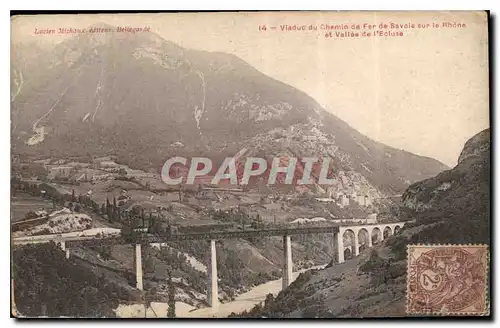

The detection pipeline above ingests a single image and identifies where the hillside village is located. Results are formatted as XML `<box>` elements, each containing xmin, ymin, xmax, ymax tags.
<box><xmin>38</xmin><ymin>156</ymin><xmax>377</xmax><ymax>208</ymax></box>
<box><xmin>12</xmin><ymin>154</ymin><xmax>387</xmax><ymax>229</ymax></box>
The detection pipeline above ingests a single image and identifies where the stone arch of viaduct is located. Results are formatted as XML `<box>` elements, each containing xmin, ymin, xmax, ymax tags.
<box><xmin>335</xmin><ymin>222</ymin><xmax>404</xmax><ymax>263</ymax></box>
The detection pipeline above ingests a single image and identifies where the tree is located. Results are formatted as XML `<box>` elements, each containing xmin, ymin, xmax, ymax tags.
<box><xmin>144</xmin><ymin>287</ymin><xmax>158</xmax><ymax>318</ymax></box>
<box><xmin>264</xmin><ymin>293</ymin><xmax>274</xmax><ymax>308</ymax></box>
<box><xmin>71</xmin><ymin>189</ymin><xmax>76</xmax><ymax>202</ymax></box>
<box><xmin>113</xmin><ymin>197</ymin><xmax>119</xmax><ymax>220</ymax></box>
<box><xmin>98</xmin><ymin>246</ymin><xmax>112</xmax><ymax>261</ymax></box>
<box><xmin>167</xmin><ymin>272</ymin><xmax>176</xmax><ymax>318</ymax></box>
<box><xmin>74</xmin><ymin>204</ymin><xmax>81</xmax><ymax>213</ymax></box>
<box><xmin>256</xmin><ymin>214</ymin><xmax>263</xmax><ymax>228</ymax></box>
<box><xmin>92</xmin><ymin>202</ymin><xmax>100</xmax><ymax>213</ymax></box>
<box><xmin>106</xmin><ymin>198</ymin><xmax>114</xmax><ymax>221</ymax></box>
<box><xmin>24</xmin><ymin>211</ymin><xmax>38</xmax><ymax>220</ymax></box>
<box><xmin>133</xmin><ymin>217</ymin><xmax>142</xmax><ymax>229</ymax></box>
<box><xmin>148</xmin><ymin>212</ymin><xmax>157</xmax><ymax>234</ymax></box>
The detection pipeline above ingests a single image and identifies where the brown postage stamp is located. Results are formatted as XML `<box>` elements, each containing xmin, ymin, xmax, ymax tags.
<box><xmin>406</xmin><ymin>244</ymin><xmax>489</xmax><ymax>316</ymax></box>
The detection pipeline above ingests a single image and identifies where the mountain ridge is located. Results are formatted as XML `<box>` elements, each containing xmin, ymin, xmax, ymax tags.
<box><xmin>11</xmin><ymin>27</ymin><xmax>448</xmax><ymax>196</ymax></box>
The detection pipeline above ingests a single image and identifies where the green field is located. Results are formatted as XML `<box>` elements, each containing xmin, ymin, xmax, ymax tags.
<box><xmin>10</xmin><ymin>194</ymin><xmax>54</xmax><ymax>222</ymax></box>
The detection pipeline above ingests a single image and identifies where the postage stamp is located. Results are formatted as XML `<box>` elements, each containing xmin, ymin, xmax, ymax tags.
<box><xmin>406</xmin><ymin>244</ymin><xmax>489</xmax><ymax>316</ymax></box>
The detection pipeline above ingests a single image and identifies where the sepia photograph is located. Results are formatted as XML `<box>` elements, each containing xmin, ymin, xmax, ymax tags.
<box><xmin>10</xmin><ymin>11</ymin><xmax>490</xmax><ymax>318</ymax></box>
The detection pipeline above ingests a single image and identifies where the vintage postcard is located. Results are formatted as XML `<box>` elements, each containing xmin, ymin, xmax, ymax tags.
<box><xmin>10</xmin><ymin>11</ymin><xmax>490</xmax><ymax>318</ymax></box>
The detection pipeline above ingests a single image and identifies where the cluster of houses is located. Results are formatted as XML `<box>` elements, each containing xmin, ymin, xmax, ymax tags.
<box><xmin>319</xmin><ymin>189</ymin><xmax>373</xmax><ymax>207</ymax></box>
<box><xmin>34</xmin><ymin>157</ymin><xmax>130</xmax><ymax>183</ymax></box>
<box><xmin>336</xmin><ymin>193</ymin><xmax>372</xmax><ymax>207</ymax></box>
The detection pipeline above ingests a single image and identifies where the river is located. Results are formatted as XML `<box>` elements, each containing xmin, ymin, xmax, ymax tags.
<box><xmin>115</xmin><ymin>264</ymin><xmax>326</xmax><ymax>318</ymax></box>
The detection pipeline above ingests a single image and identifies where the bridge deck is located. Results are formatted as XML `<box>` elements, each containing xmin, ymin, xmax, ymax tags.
<box><xmin>63</xmin><ymin>226</ymin><xmax>340</xmax><ymax>247</ymax></box>
<box><xmin>13</xmin><ymin>222</ymin><xmax>406</xmax><ymax>248</ymax></box>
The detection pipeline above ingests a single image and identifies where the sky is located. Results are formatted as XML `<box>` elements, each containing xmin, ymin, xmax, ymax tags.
<box><xmin>11</xmin><ymin>12</ymin><xmax>490</xmax><ymax>166</ymax></box>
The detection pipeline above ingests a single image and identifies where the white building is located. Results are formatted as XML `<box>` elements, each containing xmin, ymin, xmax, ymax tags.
<box><xmin>339</xmin><ymin>194</ymin><xmax>349</xmax><ymax>206</ymax></box>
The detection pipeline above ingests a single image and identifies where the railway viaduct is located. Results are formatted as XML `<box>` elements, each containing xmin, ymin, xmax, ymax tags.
<box><xmin>13</xmin><ymin>221</ymin><xmax>405</xmax><ymax>310</ymax></box>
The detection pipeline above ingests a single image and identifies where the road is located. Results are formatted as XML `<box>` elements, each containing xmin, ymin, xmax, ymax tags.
<box><xmin>12</xmin><ymin>227</ymin><xmax>121</xmax><ymax>245</ymax></box>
